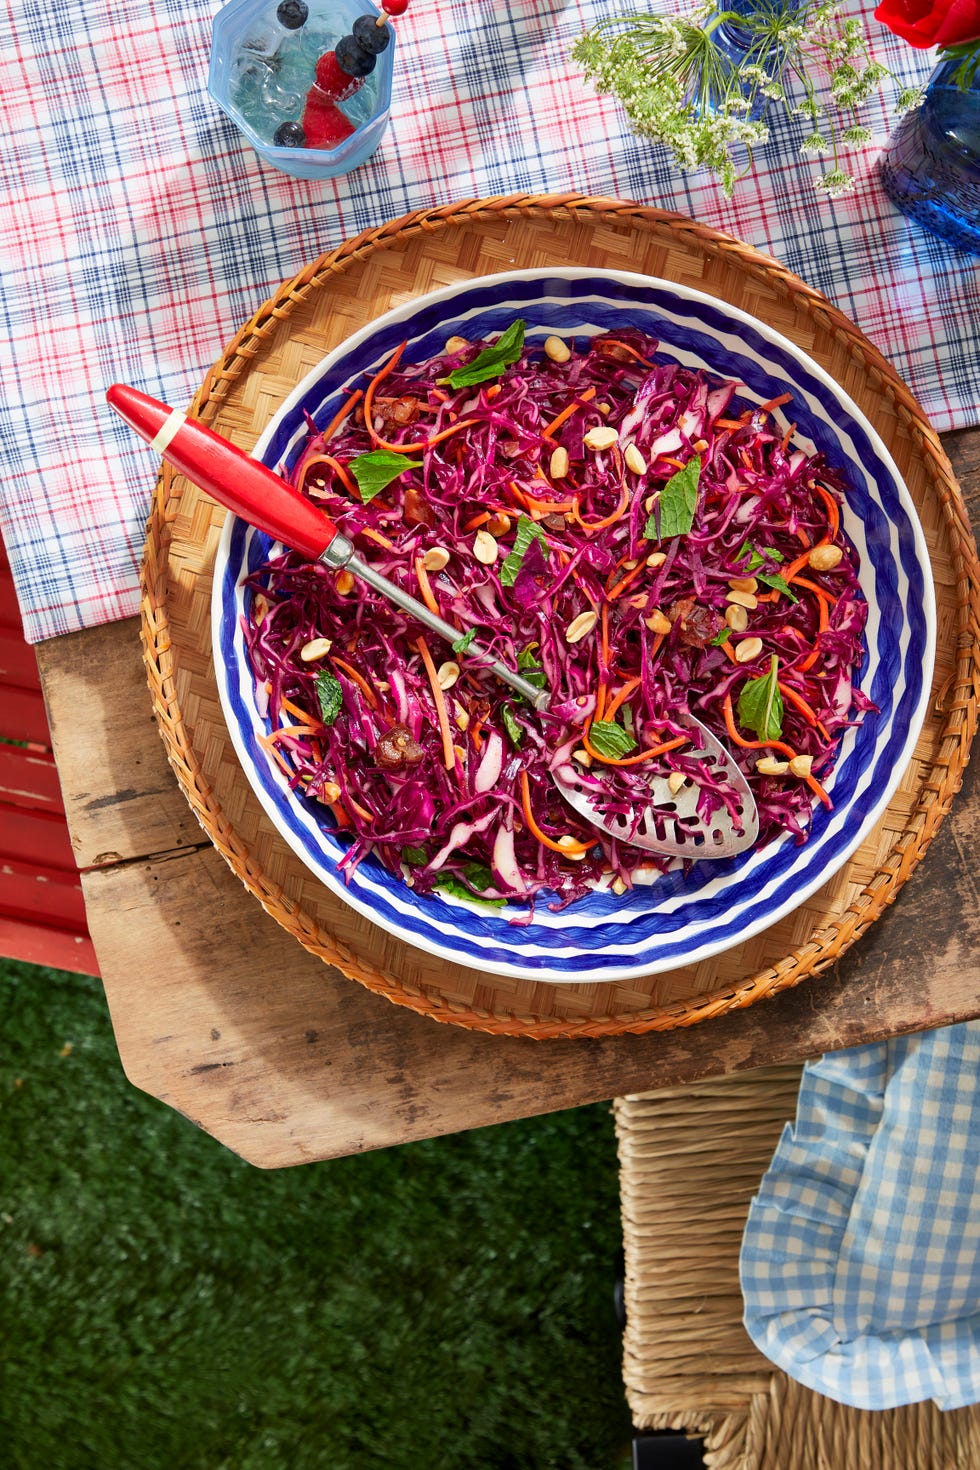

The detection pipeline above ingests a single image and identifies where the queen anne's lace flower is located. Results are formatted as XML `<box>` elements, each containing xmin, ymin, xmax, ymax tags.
<box><xmin>572</xmin><ymin>0</ymin><xmax>912</xmax><ymax>196</ymax></box>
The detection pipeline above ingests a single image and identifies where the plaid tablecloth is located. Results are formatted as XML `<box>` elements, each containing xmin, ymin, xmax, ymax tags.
<box><xmin>741</xmin><ymin>1025</ymin><xmax>980</xmax><ymax>1410</ymax></box>
<box><xmin>1</xmin><ymin>0</ymin><xmax>976</xmax><ymax>642</ymax></box>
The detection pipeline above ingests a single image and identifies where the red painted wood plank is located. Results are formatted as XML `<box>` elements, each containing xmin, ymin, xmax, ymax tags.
<box><xmin>0</xmin><ymin>854</ymin><xmax>88</xmax><ymax>928</ymax></box>
<box><xmin>0</xmin><ymin>914</ymin><xmax>99</xmax><ymax>976</ymax></box>
<box><xmin>0</xmin><ymin>685</ymin><xmax>50</xmax><ymax>747</ymax></box>
<box><xmin>0</xmin><ymin>744</ymin><xmax>64</xmax><ymax>812</ymax></box>
<box><xmin>0</xmin><ymin>626</ymin><xmax>43</xmax><ymax>690</ymax></box>
<box><xmin>0</xmin><ymin>803</ymin><xmax>78</xmax><ymax>872</ymax></box>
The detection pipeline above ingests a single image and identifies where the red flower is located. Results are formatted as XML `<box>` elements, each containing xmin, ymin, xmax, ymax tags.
<box><xmin>875</xmin><ymin>0</ymin><xmax>980</xmax><ymax>49</ymax></box>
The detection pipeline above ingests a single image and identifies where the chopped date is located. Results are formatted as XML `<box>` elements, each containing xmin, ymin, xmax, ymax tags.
<box><xmin>402</xmin><ymin>488</ymin><xmax>436</xmax><ymax>527</ymax></box>
<box><xmin>668</xmin><ymin>597</ymin><xmax>722</xmax><ymax>648</ymax></box>
<box><xmin>374</xmin><ymin>723</ymin><xmax>425</xmax><ymax>770</ymax></box>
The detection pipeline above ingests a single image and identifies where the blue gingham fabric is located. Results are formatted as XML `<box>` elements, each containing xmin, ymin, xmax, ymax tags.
<box><xmin>741</xmin><ymin>1023</ymin><xmax>980</xmax><ymax>1410</ymax></box>
<box><xmin>1</xmin><ymin>0</ymin><xmax>976</xmax><ymax>642</ymax></box>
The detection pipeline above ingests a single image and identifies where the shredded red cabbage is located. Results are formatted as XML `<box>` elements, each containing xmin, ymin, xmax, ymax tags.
<box><xmin>242</xmin><ymin>326</ymin><xmax>874</xmax><ymax>910</ymax></box>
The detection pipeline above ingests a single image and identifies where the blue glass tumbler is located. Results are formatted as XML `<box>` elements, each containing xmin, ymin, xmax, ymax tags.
<box><xmin>878</xmin><ymin>57</ymin><xmax>980</xmax><ymax>256</ymax></box>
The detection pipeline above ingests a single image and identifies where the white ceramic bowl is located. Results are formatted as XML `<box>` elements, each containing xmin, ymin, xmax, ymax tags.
<box><xmin>212</xmin><ymin>268</ymin><xmax>936</xmax><ymax>983</ymax></box>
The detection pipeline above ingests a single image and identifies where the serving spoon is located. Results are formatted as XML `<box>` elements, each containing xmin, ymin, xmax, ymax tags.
<box><xmin>107</xmin><ymin>384</ymin><xmax>758</xmax><ymax>859</ymax></box>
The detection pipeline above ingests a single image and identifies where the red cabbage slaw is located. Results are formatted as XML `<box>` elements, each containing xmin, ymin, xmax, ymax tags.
<box><xmin>242</xmin><ymin>323</ymin><xmax>873</xmax><ymax>910</ymax></box>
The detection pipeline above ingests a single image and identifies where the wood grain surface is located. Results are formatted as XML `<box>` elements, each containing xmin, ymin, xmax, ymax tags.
<box><xmin>32</xmin><ymin>421</ymin><xmax>980</xmax><ymax>1167</ymax></box>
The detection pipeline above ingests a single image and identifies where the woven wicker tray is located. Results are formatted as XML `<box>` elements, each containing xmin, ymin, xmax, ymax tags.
<box><xmin>140</xmin><ymin>193</ymin><xmax>980</xmax><ymax>1039</ymax></box>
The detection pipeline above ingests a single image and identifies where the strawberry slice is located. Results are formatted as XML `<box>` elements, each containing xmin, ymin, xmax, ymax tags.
<box><xmin>301</xmin><ymin>87</ymin><xmax>356</xmax><ymax>148</ymax></box>
<box><xmin>313</xmin><ymin>50</ymin><xmax>363</xmax><ymax>102</ymax></box>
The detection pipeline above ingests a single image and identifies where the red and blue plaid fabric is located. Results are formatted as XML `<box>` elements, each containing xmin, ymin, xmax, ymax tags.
<box><xmin>0</xmin><ymin>0</ymin><xmax>972</xmax><ymax>641</ymax></box>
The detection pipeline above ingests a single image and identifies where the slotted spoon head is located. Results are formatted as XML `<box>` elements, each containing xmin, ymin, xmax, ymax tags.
<box><xmin>553</xmin><ymin>713</ymin><xmax>759</xmax><ymax>860</ymax></box>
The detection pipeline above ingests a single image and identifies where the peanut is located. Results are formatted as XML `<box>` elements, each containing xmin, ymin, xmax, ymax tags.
<box><xmin>549</xmin><ymin>445</ymin><xmax>570</xmax><ymax>479</ymax></box>
<box><xmin>544</xmin><ymin>335</ymin><xmax>571</xmax><ymax>363</ymax></box>
<box><xmin>808</xmin><ymin>543</ymin><xmax>844</xmax><ymax>572</ymax></box>
<box><xmin>336</xmin><ymin>570</ymin><xmax>356</xmax><ymax>595</ymax></box>
<box><xmin>300</xmin><ymin>637</ymin><xmax>332</xmax><ymax>662</ymax></box>
<box><xmin>728</xmin><ymin>575</ymin><xmax>758</xmax><ymax>594</ymax></box>
<box><xmin>725</xmin><ymin>603</ymin><xmax>749</xmax><ymax>632</ymax></box>
<box><xmin>444</xmin><ymin>335</ymin><xmax>468</xmax><ymax>354</ymax></box>
<box><xmin>566</xmin><ymin>610</ymin><xmax>599</xmax><ymax>644</ymax></box>
<box><xmin>437</xmin><ymin>661</ymin><xmax>460</xmax><ymax>690</ymax></box>
<box><xmin>473</xmin><ymin>530</ymin><xmax>498</xmax><ymax>565</ymax></box>
<box><xmin>645</xmin><ymin>550</ymin><xmax>667</xmax><ymax>569</ymax></box>
<box><xmin>726</xmin><ymin>589</ymin><xmax>759</xmax><ymax>610</ymax></box>
<box><xmin>734</xmin><ymin>636</ymin><xmax>764</xmax><ymax>664</ymax></box>
<box><xmin>583</xmin><ymin>425</ymin><xmax>619</xmax><ymax>451</ymax></box>
<box><xmin>422</xmin><ymin>547</ymin><xmax>450</xmax><ymax>571</ymax></box>
<box><xmin>667</xmin><ymin>771</ymin><xmax>687</xmax><ymax>795</ymax></box>
<box><xmin>487</xmin><ymin>512</ymin><xmax>511</xmax><ymax>537</ymax></box>
<box><xmin>756</xmin><ymin>756</ymin><xmax>789</xmax><ymax>776</ymax></box>
<box><xmin>789</xmin><ymin>754</ymin><xmax>814</xmax><ymax>778</ymax></box>
<box><xmin>624</xmin><ymin>443</ymin><xmax>647</xmax><ymax>475</ymax></box>
<box><xmin>644</xmin><ymin>609</ymin><xmax>672</xmax><ymax>634</ymax></box>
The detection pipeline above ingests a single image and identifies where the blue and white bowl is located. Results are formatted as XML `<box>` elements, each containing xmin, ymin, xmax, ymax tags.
<box><xmin>212</xmin><ymin>268</ymin><xmax>936</xmax><ymax>983</ymax></box>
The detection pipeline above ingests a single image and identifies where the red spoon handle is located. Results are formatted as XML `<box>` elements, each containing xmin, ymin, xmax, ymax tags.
<box><xmin>106</xmin><ymin>384</ymin><xmax>340</xmax><ymax>561</ymax></box>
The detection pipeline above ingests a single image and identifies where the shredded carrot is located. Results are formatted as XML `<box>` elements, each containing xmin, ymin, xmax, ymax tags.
<box><xmin>780</xmin><ymin>422</ymin><xmax>796</xmax><ymax>453</ymax></box>
<box><xmin>430</xmin><ymin>387</ymin><xmax>450</xmax><ymax>404</ymax></box>
<box><xmin>525</xmin><ymin>497</ymin><xmax>576</xmax><ymax>513</ymax></box>
<box><xmin>595</xmin><ymin>682</ymin><xmax>607</xmax><ymax>723</ymax></box>
<box><xmin>361</xmin><ymin>527</ymin><xmax>399</xmax><ymax>552</ymax></box>
<box><xmin>607</xmin><ymin>562</ymin><xmax>646</xmax><ymax>600</ymax></box>
<box><xmin>267</xmin><ymin>746</ymin><xmax>294</xmax><ymax>777</ymax></box>
<box><xmin>805</xmin><ymin>771</ymin><xmax>834</xmax><ymax>810</ymax></box>
<box><xmin>320</xmin><ymin>388</ymin><xmax>363</xmax><ymax>444</ymax></box>
<box><xmin>814</xmin><ymin>483</ymin><xmax>841</xmax><ymax>541</ymax></box>
<box><xmin>281</xmin><ymin>696</ymin><xmax>315</xmax><ymax>725</ymax></box>
<box><xmin>297</xmin><ymin>453</ymin><xmax>357</xmax><ymax>498</ymax></box>
<box><xmin>258</xmin><ymin>722</ymin><xmax>320</xmax><ymax>749</ymax></box>
<box><xmin>373</xmin><ymin>417</ymin><xmax>481</xmax><ymax>456</ymax></box>
<box><xmin>600</xmin><ymin>603</ymin><xmax>610</xmax><ymax>671</ymax></box>
<box><xmin>347</xmin><ymin>794</ymin><xmax>375</xmax><ymax>823</ymax></box>
<box><xmin>721</xmin><ymin>693</ymin><xmax>797</xmax><ymax>759</ymax></box>
<box><xmin>583</xmin><ymin>728</ymin><xmax>689</xmax><ymax>766</ymax></box>
<box><xmin>659</xmin><ymin>455</ymin><xmax>686</xmax><ymax>471</ymax></box>
<box><xmin>715</xmin><ymin>417</ymin><xmax>744</xmax><ymax>431</ymax></box>
<box><xmin>783</xmin><ymin>546</ymin><xmax>820</xmax><ymax>582</ymax></box>
<box><xmin>757</xmin><ymin>392</ymin><xmax>793</xmax><ymax>414</ymax></box>
<box><xmin>602</xmin><ymin>676</ymin><xmax>642</xmax><ymax>723</ymax></box>
<box><xmin>519</xmin><ymin>772</ymin><xmax>594</xmax><ymax>856</ymax></box>
<box><xmin>597</xmin><ymin>338</ymin><xmax>658</xmax><ymax>369</ymax></box>
<box><xmin>541</xmin><ymin>385</ymin><xmax>597</xmax><ymax>439</ymax></box>
<box><xmin>778</xmin><ymin>682</ymin><xmax>831</xmax><ymax>741</ymax></box>
<box><xmin>326</xmin><ymin>800</ymin><xmax>352</xmax><ymax>829</ymax></box>
<box><xmin>464</xmin><ymin>511</ymin><xmax>492</xmax><ymax>531</ymax></box>
<box><xmin>570</xmin><ymin>481</ymin><xmax>630</xmax><ymax>533</ymax></box>
<box><xmin>331</xmin><ymin>656</ymin><xmax>379</xmax><ymax>710</ymax></box>
<box><xmin>486</xmin><ymin>384</ymin><xmax>501</xmax><ymax>400</ymax></box>
<box><xmin>363</xmin><ymin>341</ymin><xmax>406</xmax><ymax>447</ymax></box>
<box><xmin>753</xmin><ymin>590</ymin><xmax>779</xmax><ymax>603</ymax></box>
<box><xmin>792</xmin><ymin>576</ymin><xmax>837</xmax><ymax>609</ymax></box>
<box><xmin>414</xmin><ymin>557</ymin><xmax>440</xmax><ymax>616</ymax></box>
<box><xmin>507</xmin><ymin>480</ymin><xmax>533</xmax><ymax>512</ymax></box>
<box><xmin>415</xmin><ymin>636</ymin><xmax>455</xmax><ymax>771</ymax></box>
<box><xmin>796</xmin><ymin>527</ymin><xmax>812</xmax><ymax>548</ymax></box>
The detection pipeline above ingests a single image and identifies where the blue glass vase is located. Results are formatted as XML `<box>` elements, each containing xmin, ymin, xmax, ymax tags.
<box><xmin>878</xmin><ymin>57</ymin><xmax>980</xmax><ymax>255</ymax></box>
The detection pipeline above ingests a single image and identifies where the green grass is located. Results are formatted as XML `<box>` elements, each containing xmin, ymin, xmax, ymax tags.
<box><xmin>0</xmin><ymin>961</ymin><xmax>632</xmax><ymax>1470</ymax></box>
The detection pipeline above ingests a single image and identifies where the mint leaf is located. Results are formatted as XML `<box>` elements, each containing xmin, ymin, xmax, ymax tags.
<box><xmin>588</xmin><ymin>720</ymin><xmax>638</xmax><ymax>760</ymax></box>
<box><xmin>462</xmin><ymin>861</ymin><xmax>496</xmax><ymax>891</ymax></box>
<box><xmin>444</xmin><ymin>320</ymin><xmax>525</xmax><ymax>389</ymax></box>
<box><xmin>517</xmin><ymin>643</ymin><xmax>547</xmax><ymax>690</ymax></box>
<box><xmin>401</xmin><ymin>846</ymin><xmax>428</xmax><ymax>867</ymax></box>
<box><xmin>349</xmin><ymin>450</ymin><xmax>422</xmax><ymax>503</ymax></box>
<box><xmin>501</xmin><ymin>704</ymin><xmax>523</xmax><ymax>748</ymax></box>
<box><xmin>644</xmin><ymin>457</ymin><xmax>700</xmax><ymax>540</ymax></box>
<box><xmin>710</xmin><ymin>627</ymin><xmax>732</xmax><ymax>646</ymax></box>
<box><xmin>743</xmin><ymin>545</ymin><xmax>785</xmax><ymax>573</ymax></box>
<box><xmin>736</xmin><ymin>655</ymin><xmax>784</xmax><ymax>742</ymax></box>
<box><xmin>499</xmin><ymin>515</ymin><xmax>549</xmax><ymax>587</ymax></box>
<box><xmin>757</xmin><ymin>571</ymin><xmax>798</xmax><ymax>602</ymax></box>
<box><xmin>452</xmin><ymin>629</ymin><xmax>477</xmax><ymax>655</ymax></box>
<box><xmin>315</xmin><ymin>671</ymin><xmax>343</xmax><ymax>725</ymax></box>
<box><xmin>434</xmin><ymin>875</ymin><xmax>507</xmax><ymax>908</ymax></box>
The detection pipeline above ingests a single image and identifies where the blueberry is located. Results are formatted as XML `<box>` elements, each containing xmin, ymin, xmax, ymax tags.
<box><xmin>351</xmin><ymin>14</ymin><xmax>391</xmax><ymax>53</ymax></box>
<box><xmin>335</xmin><ymin>34</ymin><xmax>377</xmax><ymax>76</ymax></box>
<box><xmin>276</xmin><ymin>0</ymin><xmax>309</xmax><ymax>29</ymax></box>
<box><xmin>273</xmin><ymin>120</ymin><xmax>306</xmax><ymax>147</ymax></box>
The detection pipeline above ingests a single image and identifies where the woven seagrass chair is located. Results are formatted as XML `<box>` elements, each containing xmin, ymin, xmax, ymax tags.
<box><xmin>615</xmin><ymin>1066</ymin><xmax>980</xmax><ymax>1469</ymax></box>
